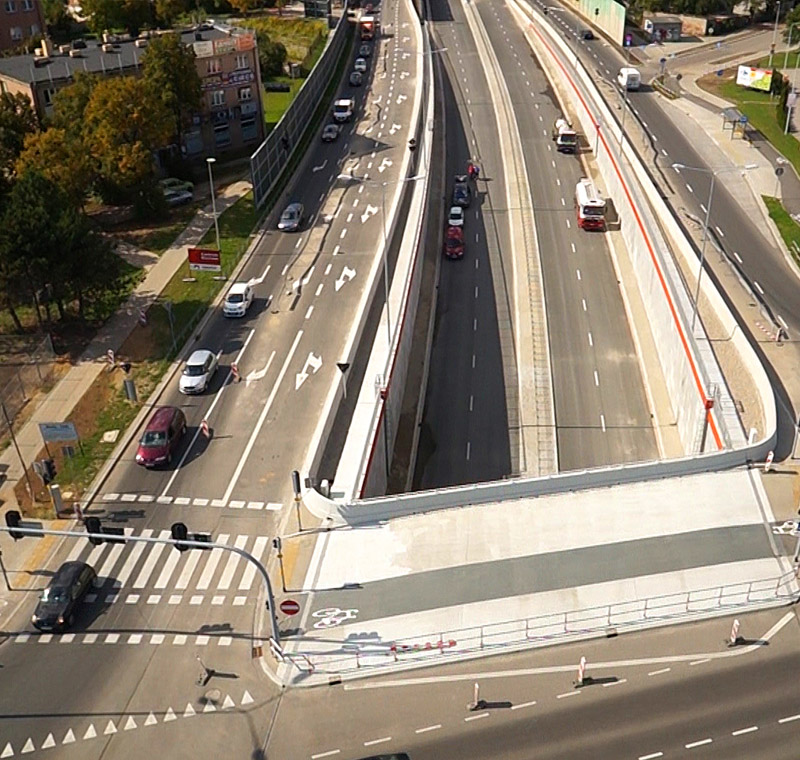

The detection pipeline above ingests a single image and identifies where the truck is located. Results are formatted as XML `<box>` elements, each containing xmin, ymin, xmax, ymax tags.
<box><xmin>617</xmin><ymin>66</ymin><xmax>641</xmax><ymax>91</ymax></box>
<box><xmin>333</xmin><ymin>98</ymin><xmax>355</xmax><ymax>122</ymax></box>
<box><xmin>552</xmin><ymin>118</ymin><xmax>578</xmax><ymax>154</ymax></box>
<box><xmin>359</xmin><ymin>14</ymin><xmax>377</xmax><ymax>40</ymax></box>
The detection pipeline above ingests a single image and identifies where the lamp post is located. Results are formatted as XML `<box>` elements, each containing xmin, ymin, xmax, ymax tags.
<box><xmin>769</xmin><ymin>1</ymin><xmax>781</xmax><ymax>68</ymax></box>
<box><xmin>206</xmin><ymin>157</ymin><xmax>221</xmax><ymax>253</ymax></box>
<box><xmin>783</xmin><ymin>21</ymin><xmax>800</xmax><ymax>70</ymax></box>
<box><xmin>671</xmin><ymin>163</ymin><xmax>757</xmax><ymax>330</ymax></box>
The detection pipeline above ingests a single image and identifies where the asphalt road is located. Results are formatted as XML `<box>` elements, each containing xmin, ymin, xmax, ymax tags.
<box><xmin>415</xmin><ymin>0</ymin><xmax>656</xmax><ymax>488</ymax></box>
<box><xmin>0</xmin><ymin>0</ymin><xmax>423</xmax><ymax>754</ymax></box>
<box><xmin>266</xmin><ymin>607</ymin><xmax>800</xmax><ymax>760</ymax></box>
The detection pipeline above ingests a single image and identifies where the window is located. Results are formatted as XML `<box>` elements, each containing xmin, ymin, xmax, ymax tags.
<box><xmin>29</xmin><ymin>22</ymin><xmax>39</xmax><ymax>35</ymax></box>
<box><xmin>214</xmin><ymin>123</ymin><xmax>231</xmax><ymax>147</ymax></box>
<box><xmin>238</xmin><ymin>86</ymin><xmax>252</xmax><ymax>102</ymax></box>
<box><xmin>241</xmin><ymin>116</ymin><xmax>258</xmax><ymax>142</ymax></box>
<box><xmin>210</xmin><ymin>90</ymin><xmax>225</xmax><ymax>108</ymax></box>
<box><xmin>206</xmin><ymin>58</ymin><xmax>222</xmax><ymax>74</ymax></box>
<box><xmin>235</xmin><ymin>54</ymin><xmax>248</xmax><ymax>70</ymax></box>
<box><xmin>10</xmin><ymin>25</ymin><xmax>22</xmax><ymax>40</ymax></box>
<box><xmin>4</xmin><ymin>1</ymin><xmax>16</xmax><ymax>12</ymax></box>
<box><xmin>42</xmin><ymin>87</ymin><xmax>57</xmax><ymax>106</ymax></box>
<box><xmin>22</xmin><ymin>0</ymin><xmax>32</xmax><ymax>9</ymax></box>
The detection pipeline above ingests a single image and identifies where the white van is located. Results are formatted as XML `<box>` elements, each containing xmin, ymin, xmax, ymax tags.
<box><xmin>617</xmin><ymin>67</ymin><xmax>641</xmax><ymax>91</ymax></box>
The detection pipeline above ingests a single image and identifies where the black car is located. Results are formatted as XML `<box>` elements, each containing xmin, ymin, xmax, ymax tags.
<box><xmin>452</xmin><ymin>175</ymin><xmax>472</xmax><ymax>207</ymax></box>
<box><xmin>32</xmin><ymin>561</ymin><xmax>96</xmax><ymax>632</ymax></box>
<box><xmin>580</xmin><ymin>28</ymin><xmax>595</xmax><ymax>39</ymax></box>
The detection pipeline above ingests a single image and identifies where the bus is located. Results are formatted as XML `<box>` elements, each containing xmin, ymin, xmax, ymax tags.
<box><xmin>575</xmin><ymin>178</ymin><xmax>606</xmax><ymax>231</ymax></box>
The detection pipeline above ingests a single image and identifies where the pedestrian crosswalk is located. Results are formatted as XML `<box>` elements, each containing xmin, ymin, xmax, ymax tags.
<box><xmin>99</xmin><ymin>492</ymin><xmax>284</xmax><ymax>512</ymax></box>
<box><xmin>62</xmin><ymin>529</ymin><xmax>269</xmax><ymax>607</ymax></box>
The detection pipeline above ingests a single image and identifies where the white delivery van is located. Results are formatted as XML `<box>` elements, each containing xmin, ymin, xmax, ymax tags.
<box><xmin>617</xmin><ymin>67</ymin><xmax>641</xmax><ymax>91</ymax></box>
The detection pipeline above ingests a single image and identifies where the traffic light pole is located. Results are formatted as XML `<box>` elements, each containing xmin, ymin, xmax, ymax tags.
<box><xmin>0</xmin><ymin>525</ymin><xmax>282</xmax><ymax>647</ymax></box>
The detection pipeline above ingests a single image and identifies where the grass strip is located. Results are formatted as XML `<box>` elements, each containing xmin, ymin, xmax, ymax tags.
<box><xmin>763</xmin><ymin>195</ymin><xmax>800</xmax><ymax>266</ymax></box>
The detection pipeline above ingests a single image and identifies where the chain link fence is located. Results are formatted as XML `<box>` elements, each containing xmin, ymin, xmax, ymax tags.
<box><xmin>0</xmin><ymin>335</ymin><xmax>58</xmax><ymax>436</ymax></box>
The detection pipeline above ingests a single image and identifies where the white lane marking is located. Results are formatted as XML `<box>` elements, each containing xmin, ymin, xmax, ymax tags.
<box><xmin>690</xmin><ymin>658</ymin><xmax>710</xmax><ymax>666</ymax></box>
<box><xmin>511</xmin><ymin>700</ymin><xmax>537</xmax><ymax>710</ymax></box>
<box><xmin>754</xmin><ymin>281</ymin><xmax>764</xmax><ymax>295</ymax></box>
<box><xmin>571</xmin><ymin>242</ymin><xmax>576</xmax><ymax>253</ymax></box>
<box><xmin>594</xmin><ymin>370</ymin><xmax>599</xmax><ymax>386</ymax></box>
<box><xmin>315</xmin><ymin>283</ymin><xmax>324</xmax><ymax>297</ymax></box>
<box><xmin>603</xmin><ymin>678</ymin><xmax>626</xmax><ymax>687</ymax></box>
<box><xmin>661</xmin><ymin>148</ymin><xmax>668</xmax><ymax>156</ymax></box>
<box><xmin>715</xmin><ymin>226</ymin><xmax>725</xmax><ymax>238</ymax></box>
<box><xmin>415</xmin><ymin>724</ymin><xmax>441</xmax><ymax>733</ymax></box>
<box><xmin>324</xmin><ymin>264</ymin><xmax>332</xmax><ymax>275</ymax></box>
<box><xmin>588</xmin><ymin>332</ymin><xmax>593</xmax><ymax>347</ymax></box>
<box><xmin>576</xmin><ymin>269</ymin><xmax>581</xmax><ymax>281</ymax></box>
<box><xmin>556</xmin><ymin>691</ymin><xmax>579</xmax><ymax>699</ymax></box>
<box><xmin>472</xmin><ymin>354</ymin><xmax>476</xmax><ymax>369</ymax></box>
<box><xmin>363</xmin><ymin>737</ymin><xmax>391</xmax><ymax>747</ymax></box>
<box><xmin>639</xmin><ymin>754</ymin><xmax>664</xmax><ymax>760</ymax></box>
<box><xmin>600</xmin><ymin>414</ymin><xmax>606</xmax><ymax>432</ymax></box>
<box><xmin>464</xmin><ymin>712</ymin><xmax>489</xmax><ymax>721</ymax></box>
<box><xmin>340</xmin><ymin>228</ymin><xmax>347</xmax><ymax>239</ymax></box>
<box><xmin>469</xmin><ymin>395</ymin><xmax>474</xmax><ymax>412</ymax></box>
<box><xmin>305</xmin><ymin>306</ymin><xmax>314</xmax><ymax>320</ymax></box>
<box><xmin>466</xmin><ymin>442</ymin><xmax>471</xmax><ymax>460</ymax></box>
<box><xmin>732</xmin><ymin>726</ymin><xmax>758</xmax><ymax>736</ymax></box>
<box><xmin>162</xmin><ymin>328</ymin><xmax>256</xmax><ymax>496</ymax></box>
<box><xmin>222</xmin><ymin>331</ymin><xmax>303</xmax><ymax>503</ymax></box>
<box><xmin>733</xmin><ymin>251</ymin><xmax>742</xmax><ymax>263</ymax></box>
<box><xmin>332</xmin><ymin>245</ymin><xmax>340</xmax><ymax>256</ymax></box>
<box><xmin>779</xmin><ymin>714</ymin><xmax>800</xmax><ymax>723</ymax></box>
<box><xmin>582</xmin><ymin>299</ymin><xmax>587</xmax><ymax>311</ymax></box>
<box><xmin>685</xmin><ymin>739</ymin><xmax>712</xmax><ymax>749</ymax></box>
<box><xmin>311</xmin><ymin>752</ymin><xmax>340</xmax><ymax>759</ymax></box>
<box><xmin>648</xmin><ymin>668</ymin><xmax>670</xmax><ymax>676</ymax></box>
<box><xmin>700</xmin><ymin>204</ymin><xmax>707</xmax><ymax>214</ymax></box>
<box><xmin>686</xmin><ymin>183</ymin><xmax>694</xmax><ymax>193</ymax></box>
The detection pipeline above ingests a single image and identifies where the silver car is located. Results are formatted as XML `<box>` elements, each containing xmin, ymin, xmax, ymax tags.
<box><xmin>179</xmin><ymin>349</ymin><xmax>218</xmax><ymax>394</ymax></box>
<box><xmin>354</xmin><ymin>57</ymin><xmax>367</xmax><ymax>73</ymax></box>
<box><xmin>322</xmin><ymin>124</ymin><xmax>341</xmax><ymax>142</ymax></box>
<box><xmin>349</xmin><ymin>71</ymin><xmax>363</xmax><ymax>87</ymax></box>
<box><xmin>278</xmin><ymin>202</ymin><xmax>304</xmax><ymax>232</ymax></box>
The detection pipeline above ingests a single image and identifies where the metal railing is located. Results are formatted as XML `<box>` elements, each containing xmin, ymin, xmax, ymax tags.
<box><xmin>281</xmin><ymin>572</ymin><xmax>800</xmax><ymax>677</ymax></box>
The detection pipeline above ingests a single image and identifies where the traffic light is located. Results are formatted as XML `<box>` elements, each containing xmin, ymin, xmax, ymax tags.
<box><xmin>42</xmin><ymin>459</ymin><xmax>56</xmax><ymax>485</ymax></box>
<box><xmin>171</xmin><ymin>522</ymin><xmax>189</xmax><ymax>552</ymax></box>
<box><xmin>85</xmin><ymin>516</ymin><xmax>103</xmax><ymax>546</ymax></box>
<box><xmin>5</xmin><ymin>510</ymin><xmax>23</xmax><ymax>540</ymax></box>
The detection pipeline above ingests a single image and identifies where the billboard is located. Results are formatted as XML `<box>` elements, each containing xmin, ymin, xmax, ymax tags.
<box><xmin>736</xmin><ymin>65</ymin><xmax>773</xmax><ymax>92</ymax></box>
<box><xmin>187</xmin><ymin>247</ymin><xmax>221</xmax><ymax>271</ymax></box>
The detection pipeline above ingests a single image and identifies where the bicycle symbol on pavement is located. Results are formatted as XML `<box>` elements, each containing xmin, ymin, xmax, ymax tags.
<box><xmin>772</xmin><ymin>520</ymin><xmax>800</xmax><ymax>536</ymax></box>
<box><xmin>312</xmin><ymin>607</ymin><xmax>359</xmax><ymax>629</ymax></box>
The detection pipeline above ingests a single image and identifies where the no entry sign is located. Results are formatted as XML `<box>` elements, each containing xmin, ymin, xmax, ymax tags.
<box><xmin>280</xmin><ymin>599</ymin><xmax>300</xmax><ymax>615</ymax></box>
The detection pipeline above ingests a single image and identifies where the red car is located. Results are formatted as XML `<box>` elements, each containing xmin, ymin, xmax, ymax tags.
<box><xmin>135</xmin><ymin>406</ymin><xmax>186</xmax><ymax>468</ymax></box>
<box><xmin>443</xmin><ymin>225</ymin><xmax>465</xmax><ymax>259</ymax></box>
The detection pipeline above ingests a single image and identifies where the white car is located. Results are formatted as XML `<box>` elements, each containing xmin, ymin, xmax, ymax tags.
<box><xmin>322</xmin><ymin>124</ymin><xmax>341</xmax><ymax>142</ymax></box>
<box><xmin>223</xmin><ymin>282</ymin><xmax>254</xmax><ymax>318</ymax></box>
<box><xmin>448</xmin><ymin>206</ymin><xmax>465</xmax><ymax>227</ymax></box>
<box><xmin>354</xmin><ymin>57</ymin><xmax>367</xmax><ymax>73</ymax></box>
<box><xmin>179</xmin><ymin>349</ymin><xmax>218</xmax><ymax>394</ymax></box>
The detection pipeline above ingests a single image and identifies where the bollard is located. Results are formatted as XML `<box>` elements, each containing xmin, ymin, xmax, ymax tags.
<box><xmin>468</xmin><ymin>682</ymin><xmax>481</xmax><ymax>711</ymax></box>
<box><xmin>231</xmin><ymin>362</ymin><xmax>240</xmax><ymax>382</ymax></box>
<box><xmin>575</xmin><ymin>656</ymin><xmax>587</xmax><ymax>687</ymax></box>
<box><xmin>200</xmin><ymin>419</ymin><xmax>211</xmax><ymax>439</ymax></box>
<box><xmin>765</xmin><ymin>450</ymin><xmax>775</xmax><ymax>472</ymax></box>
<box><xmin>728</xmin><ymin>618</ymin><xmax>741</xmax><ymax>647</ymax></box>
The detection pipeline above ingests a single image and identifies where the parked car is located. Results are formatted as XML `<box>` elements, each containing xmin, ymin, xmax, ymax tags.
<box><xmin>453</xmin><ymin>175</ymin><xmax>471</xmax><ymax>207</ymax></box>
<box><xmin>448</xmin><ymin>206</ymin><xmax>465</xmax><ymax>227</ymax></box>
<box><xmin>349</xmin><ymin>71</ymin><xmax>364</xmax><ymax>87</ymax></box>
<box><xmin>223</xmin><ymin>282</ymin><xmax>254</xmax><ymax>317</ymax></box>
<box><xmin>159</xmin><ymin>177</ymin><xmax>194</xmax><ymax>194</ymax></box>
<box><xmin>359</xmin><ymin>43</ymin><xmax>372</xmax><ymax>57</ymax></box>
<box><xmin>32</xmin><ymin>561</ymin><xmax>96</xmax><ymax>632</ymax></box>
<box><xmin>443</xmin><ymin>226</ymin><xmax>465</xmax><ymax>259</ymax></box>
<box><xmin>354</xmin><ymin>57</ymin><xmax>368</xmax><ymax>73</ymax></box>
<box><xmin>164</xmin><ymin>189</ymin><xmax>194</xmax><ymax>208</ymax></box>
<box><xmin>278</xmin><ymin>202</ymin><xmax>304</xmax><ymax>232</ymax></box>
<box><xmin>580</xmin><ymin>28</ymin><xmax>595</xmax><ymax>39</ymax></box>
<box><xmin>179</xmin><ymin>349</ymin><xmax>218</xmax><ymax>395</ymax></box>
<box><xmin>322</xmin><ymin>123</ymin><xmax>341</xmax><ymax>142</ymax></box>
<box><xmin>135</xmin><ymin>406</ymin><xmax>186</xmax><ymax>468</ymax></box>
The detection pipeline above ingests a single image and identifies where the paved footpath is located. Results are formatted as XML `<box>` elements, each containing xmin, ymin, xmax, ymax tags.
<box><xmin>0</xmin><ymin>180</ymin><xmax>251</xmax><ymax>590</ymax></box>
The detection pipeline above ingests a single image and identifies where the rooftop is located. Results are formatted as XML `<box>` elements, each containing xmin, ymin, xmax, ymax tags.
<box><xmin>0</xmin><ymin>24</ymin><xmax>250</xmax><ymax>86</ymax></box>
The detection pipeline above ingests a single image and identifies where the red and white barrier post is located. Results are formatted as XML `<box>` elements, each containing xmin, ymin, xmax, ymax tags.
<box><xmin>200</xmin><ymin>419</ymin><xmax>210</xmax><ymax>439</ymax></box>
<box><xmin>468</xmin><ymin>682</ymin><xmax>482</xmax><ymax>711</ymax></box>
<box><xmin>728</xmin><ymin>618</ymin><xmax>741</xmax><ymax>647</ymax></box>
<box><xmin>765</xmin><ymin>450</ymin><xmax>775</xmax><ymax>472</ymax></box>
<box><xmin>575</xmin><ymin>656</ymin><xmax>587</xmax><ymax>687</ymax></box>
<box><xmin>231</xmin><ymin>362</ymin><xmax>240</xmax><ymax>382</ymax></box>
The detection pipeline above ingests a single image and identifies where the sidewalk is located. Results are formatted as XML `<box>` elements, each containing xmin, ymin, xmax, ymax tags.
<box><xmin>0</xmin><ymin>180</ymin><xmax>252</xmax><ymax>514</ymax></box>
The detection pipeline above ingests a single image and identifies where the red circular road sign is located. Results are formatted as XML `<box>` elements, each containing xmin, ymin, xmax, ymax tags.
<box><xmin>280</xmin><ymin>600</ymin><xmax>300</xmax><ymax>615</ymax></box>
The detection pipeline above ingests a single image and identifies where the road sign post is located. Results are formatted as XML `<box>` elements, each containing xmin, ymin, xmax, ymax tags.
<box><xmin>273</xmin><ymin>536</ymin><xmax>287</xmax><ymax>592</ymax></box>
<box><xmin>291</xmin><ymin>470</ymin><xmax>304</xmax><ymax>532</ymax></box>
<box><xmin>280</xmin><ymin>599</ymin><xmax>300</xmax><ymax>615</ymax></box>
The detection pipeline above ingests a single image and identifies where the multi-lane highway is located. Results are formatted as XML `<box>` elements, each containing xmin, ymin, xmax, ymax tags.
<box><xmin>415</xmin><ymin>0</ymin><xmax>657</xmax><ymax>488</ymax></box>
<box><xmin>0</xmin><ymin>0</ymin><xmax>422</xmax><ymax>754</ymax></box>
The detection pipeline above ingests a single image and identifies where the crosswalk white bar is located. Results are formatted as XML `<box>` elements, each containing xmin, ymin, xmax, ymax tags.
<box><xmin>195</xmin><ymin>533</ymin><xmax>229</xmax><ymax>590</ymax></box>
<box><xmin>113</xmin><ymin>529</ymin><xmax>154</xmax><ymax>588</ymax></box>
<box><xmin>132</xmin><ymin>530</ymin><xmax>170</xmax><ymax>588</ymax></box>
<box><xmin>85</xmin><ymin>541</ymin><xmax>109</xmax><ymax>570</ymax></box>
<box><xmin>217</xmin><ymin>535</ymin><xmax>248</xmax><ymax>590</ymax></box>
<box><xmin>65</xmin><ymin>532</ymin><xmax>88</xmax><ymax>563</ymax></box>
<box><xmin>238</xmin><ymin>536</ymin><xmax>268</xmax><ymax>590</ymax></box>
<box><xmin>154</xmin><ymin>540</ymin><xmax>183</xmax><ymax>589</ymax></box>
<box><xmin>174</xmin><ymin>549</ymin><xmax>202</xmax><ymax>590</ymax></box>
<box><xmin>94</xmin><ymin>529</ymin><xmax>134</xmax><ymax>586</ymax></box>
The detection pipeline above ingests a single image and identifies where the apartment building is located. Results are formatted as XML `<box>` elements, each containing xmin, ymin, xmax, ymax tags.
<box><xmin>0</xmin><ymin>23</ymin><xmax>264</xmax><ymax>157</ymax></box>
<box><xmin>0</xmin><ymin>0</ymin><xmax>44</xmax><ymax>52</ymax></box>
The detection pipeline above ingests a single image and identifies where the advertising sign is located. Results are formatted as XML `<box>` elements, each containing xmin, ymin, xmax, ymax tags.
<box><xmin>736</xmin><ymin>65</ymin><xmax>773</xmax><ymax>92</ymax></box>
<box><xmin>39</xmin><ymin>421</ymin><xmax>79</xmax><ymax>443</ymax></box>
<box><xmin>188</xmin><ymin>247</ymin><xmax>222</xmax><ymax>272</ymax></box>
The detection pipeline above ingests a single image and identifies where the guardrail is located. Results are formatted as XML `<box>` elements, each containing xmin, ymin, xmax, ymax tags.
<box><xmin>283</xmin><ymin>571</ymin><xmax>799</xmax><ymax>679</ymax></box>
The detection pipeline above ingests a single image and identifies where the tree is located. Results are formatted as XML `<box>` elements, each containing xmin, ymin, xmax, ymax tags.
<box><xmin>16</xmin><ymin>128</ymin><xmax>94</xmax><ymax>209</ymax></box>
<box><xmin>80</xmin><ymin>0</ymin><xmax>121</xmax><ymax>35</ymax></box>
<box><xmin>0</xmin><ymin>92</ymin><xmax>38</xmax><ymax>181</ymax></box>
<box><xmin>120</xmin><ymin>0</ymin><xmax>153</xmax><ymax>35</ymax></box>
<box><xmin>50</xmin><ymin>72</ymin><xmax>98</xmax><ymax>138</ymax></box>
<box><xmin>155</xmin><ymin>0</ymin><xmax>189</xmax><ymax>26</ymax></box>
<box><xmin>141</xmin><ymin>33</ymin><xmax>202</xmax><ymax>151</ymax></box>
<box><xmin>784</xmin><ymin>4</ymin><xmax>800</xmax><ymax>41</ymax></box>
<box><xmin>259</xmin><ymin>35</ymin><xmax>287</xmax><ymax>78</ymax></box>
<box><xmin>229</xmin><ymin>0</ymin><xmax>258</xmax><ymax>13</ymax></box>
<box><xmin>82</xmin><ymin>76</ymin><xmax>173</xmax><ymax>203</ymax></box>
<box><xmin>40</xmin><ymin>0</ymin><xmax>73</xmax><ymax>37</ymax></box>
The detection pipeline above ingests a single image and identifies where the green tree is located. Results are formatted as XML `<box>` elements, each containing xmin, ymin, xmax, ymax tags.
<box><xmin>40</xmin><ymin>0</ymin><xmax>73</xmax><ymax>37</ymax></box>
<box><xmin>121</xmin><ymin>0</ymin><xmax>153</xmax><ymax>35</ymax></box>
<box><xmin>155</xmin><ymin>0</ymin><xmax>189</xmax><ymax>26</ymax></box>
<box><xmin>258</xmin><ymin>34</ymin><xmax>287</xmax><ymax>78</ymax></box>
<box><xmin>229</xmin><ymin>0</ymin><xmax>258</xmax><ymax>13</ymax></box>
<box><xmin>80</xmin><ymin>0</ymin><xmax>121</xmax><ymax>35</ymax></box>
<box><xmin>784</xmin><ymin>4</ymin><xmax>800</xmax><ymax>42</ymax></box>
<box><xmin>141</xmin><ymin>32</ymin><xmax>202</xmax><ymax>150</ymax></box>
<box><xmin>0</xmin><ymin>92</ymin><xmax>38</xmax><ymax>181</ymax></box>
<box><xmin>50</xmin><ymin>72</ymin><xmax>98</xmax><ymax>137</ymax></box>
<box><xmin>83</xmin><ymin>76</ymin><xmax>173</xmax><ymax>203</ymax></box>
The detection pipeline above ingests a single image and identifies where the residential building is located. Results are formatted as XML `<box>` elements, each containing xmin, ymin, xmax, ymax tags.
<box><xmin>0</xmin><ymin>0</ymin><xmax>44</xmax><ymax>52</ymax></box>
<box><xmin>0</xmin><ymin>23</ymin><xmax>264</xmax><ymax>158</ymax></box>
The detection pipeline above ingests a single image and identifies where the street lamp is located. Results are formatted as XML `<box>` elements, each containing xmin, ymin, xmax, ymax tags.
<box><xmin>206</xmin><ymin>157</ymin><xmax>221</xmax><ymax>253</ymax></box>
<box><xmin>783</xmin><ymin>21</ymin><xmax>800</xmax><ymax>70</ymax></box>
<box><xmin>671</xmin><ymin>162</ymin><xmax>757</xmax><ymax>330</ymax></box>
<box><xmin>769</xmin><ymin>1</ymin><xmax>781</xmax><ymax>68</ymax></box>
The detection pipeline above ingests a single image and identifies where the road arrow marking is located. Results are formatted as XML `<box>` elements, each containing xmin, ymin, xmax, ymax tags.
<box><xmin>373</xmin><ymin>94</ymin><xmax>382</xmax><ymax>104</ymax></box>
<box><xmin>360</xmin><ymin>205</ymin><xmax>379</xmax><ymax>223</ymax></box>
<box><xmin>397</xmin><ymin>94</ymin><xmax>407</xmax><ymax>104</ymax></box>
<box><xmin>378</xmin><ymin>158</ymin><xmax>393</xmax><ymax>174</ymax></box>
<box><xmin>295</xmin><ymin>352</ymin><xmax>323</xmax><ymax>390</ymax></box>
<box><xmin>400</xmin><ymin>71</ymin><xmax>410</xmax><ymax>79</ymax></box>
<box><xmin>335</xmin><ymin>266</ymin><xmax>357</xmax><ymax>291</ymax></box>
<box><xmin>312</xmin><ymin>159</ymin><xmax>328</xmax><ymax>173</ymax></box>
<box><xmin>249</xmin><ymin>264</ymin><xmax>271</xmax><ymax>286</ymax></box>
<box><xmin>245</xmin><ymin>351</ymin><xmax>276</xmax><ymax>387</ymax></box>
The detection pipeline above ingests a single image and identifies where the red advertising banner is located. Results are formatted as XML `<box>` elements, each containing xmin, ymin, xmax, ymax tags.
<box><xmin>188</xmin><ymin>247</ymin><xmax>221</xmax><ymax>272</ymax></box>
